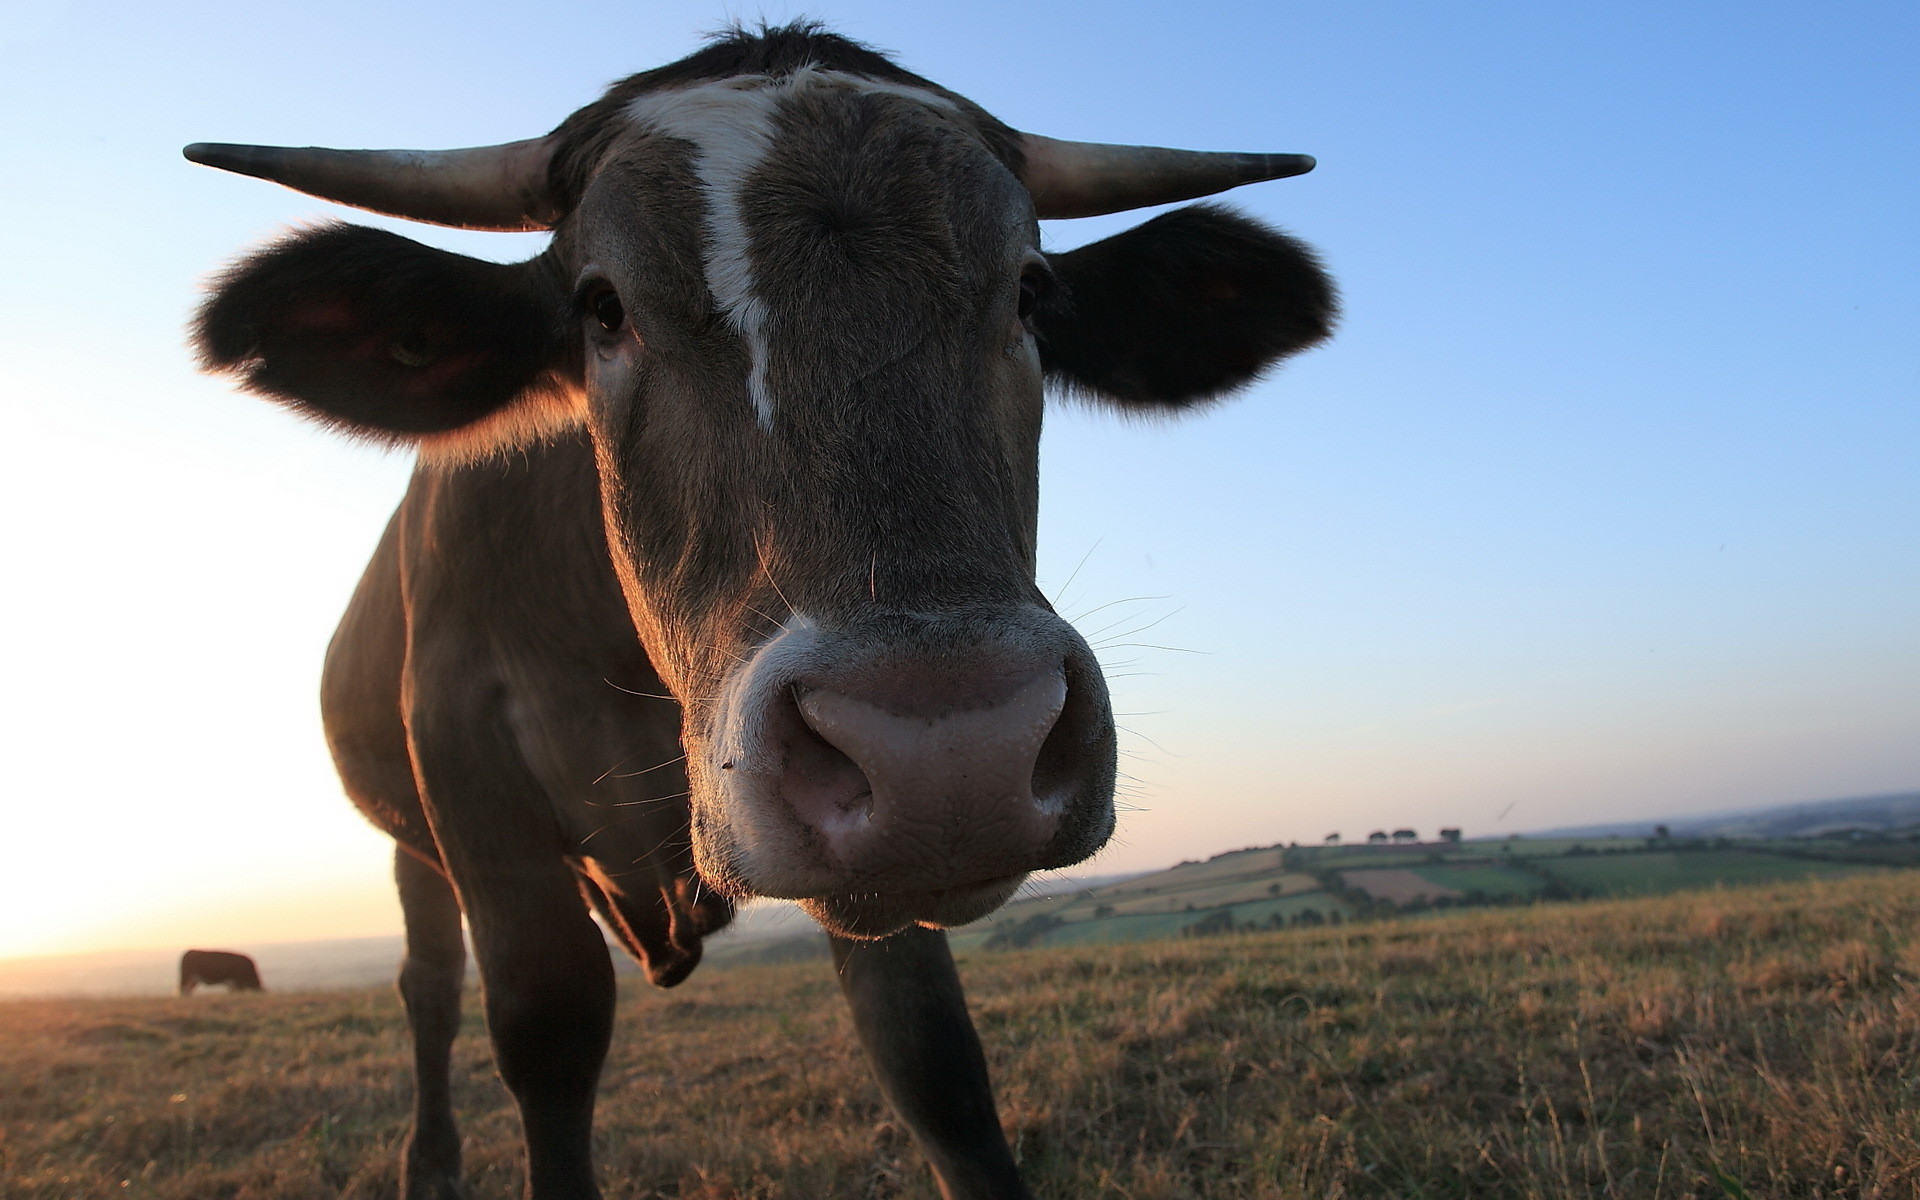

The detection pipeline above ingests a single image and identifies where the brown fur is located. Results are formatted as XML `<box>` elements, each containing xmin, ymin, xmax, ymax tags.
<box><xmin>190</xmin><ymin>23</ymin><xmax>1335</xmax><ymax>1199</ymax></box>
<box><xmin>178</xmin><ymin>949</ymin><xmax>262</xmax><ymax>994</ymax></box>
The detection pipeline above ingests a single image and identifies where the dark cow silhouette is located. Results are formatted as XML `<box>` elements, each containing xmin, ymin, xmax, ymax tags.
<box><xmin>187</xmin><ymin>22</ymin><xmax>1333</xmax><ymax>1200</ymax></box>
<box><xmin>178</xmin><ymin>949</ymin><xmax>263</xmax><ymax>995</ymax></box>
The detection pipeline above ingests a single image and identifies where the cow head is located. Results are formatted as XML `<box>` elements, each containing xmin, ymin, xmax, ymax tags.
<box><xmin>191</xmin><ymin>26</ymin><xmax>1335</xmax><ymax>938</ymax></box>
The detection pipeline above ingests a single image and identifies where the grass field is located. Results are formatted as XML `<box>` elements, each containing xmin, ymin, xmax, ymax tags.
<box><xmin>1410</xmin><ymin>864</ymin><xmax>1548</xmax><ymax>898</ymax></box>
<box><xmin>1537</xmin><ymin>851</ymin><xmax>1878</xmax><ymax>898</ymax></box>
<box><xmin>7</xmin><ymin>872</ymin><xmax>1920</xmax><ymax>1198</ymax></box>
<box><xmin>970</xmin><ymin>891</ymin><xmax>1356</xmax><ymax>952</ymax></box>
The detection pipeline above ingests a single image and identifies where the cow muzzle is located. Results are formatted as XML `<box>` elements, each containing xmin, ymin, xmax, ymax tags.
<box><xmin>701</xmin><ymin>609</ymin><xmax>1116</xmax><ymax>935</ymax></box>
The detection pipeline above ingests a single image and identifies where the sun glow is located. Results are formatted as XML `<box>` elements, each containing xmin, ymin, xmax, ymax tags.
<box><xmin>1</xmin><ymin>373</ymin><xmax>414</xmax><ymax>962</ymax></box>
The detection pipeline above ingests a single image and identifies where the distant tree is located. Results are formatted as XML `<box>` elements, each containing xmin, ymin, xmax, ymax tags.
<box><xmin>1391</xmin><ymin>828</ymin><xmax>1418</xmax><ymax>843</ymax></box>
<box><xmin>1324</xmin><ymin>832</ymin><xmax>1341</xmax><ymax>845</ymax></box>
<box><xmin>1440</xmin><ymin>827</ymin><xmax>1462</xmax><ymax>843</ymax></box>
<box><xmin>984</xmin><ymin>912</ymin><xmax>1063</xmax><ymax>950</ymax></box>
<box><xmin>1654</xmin><ymin>824</ymin><xmax>1671</xmax><ymax>840</ymax></box>
<box><xmin>1367</xmin><ymin>831</ymin><xmax>1389</xmax><ymax>844</ymax></box>
<box><xmin>1183</xmin><ymin>909</ymin><xmax>1237</xmax><ymax>938</ymax></box>
<box><xmin>1093</xmin><ymin>904</ymin><xmax>1115</xmax><ymax>919</ymax></box>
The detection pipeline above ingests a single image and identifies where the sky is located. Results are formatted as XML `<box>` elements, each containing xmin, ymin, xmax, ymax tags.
<box><xmin>1</xmin><ymin>0</ymin><xmax>1914</xmax><ymax>959</ymax></box>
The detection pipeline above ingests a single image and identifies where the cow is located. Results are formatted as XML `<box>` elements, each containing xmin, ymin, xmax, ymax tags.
<box><xmin>178</xmin><ymin>949</ymin><xmax>263</xmax><ymax>995</ymax></box>
<box><xmin>187</xmin><ymin>23</ymin><xmax>1334</xmax><ymax>1200</ymax></box>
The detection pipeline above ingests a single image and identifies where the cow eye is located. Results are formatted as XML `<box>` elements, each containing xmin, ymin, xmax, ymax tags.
<box><xmin>1017</xmin><ymin>268</ymin><xmax>1049</xmax><ymax>321</ymax></box>
<box><xmin>590</xmin><ymin>288</ymin><xmax>626</xmax><ymax>333</ymax></box>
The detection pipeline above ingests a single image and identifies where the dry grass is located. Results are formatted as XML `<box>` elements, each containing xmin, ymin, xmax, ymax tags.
<box><xmin>6</xmin><ymin>873</ymin><xmax>1920</xmax><ymax>1198</ymax></box>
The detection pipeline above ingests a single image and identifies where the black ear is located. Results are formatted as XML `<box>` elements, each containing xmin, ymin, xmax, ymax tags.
<box><xmin>194</xmin><ymin>223</ymin><xmax>575</xmax><ymax>446</ymax></box>
<box><xmin>1035</xmin><ymin>204</ymin><xmax>1336</xmax><ymax>410</ymax></box>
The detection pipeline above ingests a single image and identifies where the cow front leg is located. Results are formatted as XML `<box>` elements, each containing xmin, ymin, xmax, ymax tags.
<box><xmin>831</xmin><ymin>927</ymin><xmax>1035</xmax><ymax>1200</ymax></box>
<box><xmin>411</xmin><ymin>698</ymin><xmax>617</xmax><ymax>1200</ymax></box>
<box><xmin>395</xmin><ymin>845</ymin><xmax>467</xmax><ymax>1200</ymax></box>
<box><xmin>455</xmin><ymin>855</ymin><xmax>615</xmax><ymax>1200</ymax></box>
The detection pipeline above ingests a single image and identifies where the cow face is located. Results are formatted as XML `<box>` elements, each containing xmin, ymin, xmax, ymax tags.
<box><xmin>191</xmin><ymin>27</ymin><xmax>1335</xmax><ymax>937</ymax></box>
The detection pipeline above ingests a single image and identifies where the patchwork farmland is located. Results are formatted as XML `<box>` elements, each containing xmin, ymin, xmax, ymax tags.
<box><xmin>695</xmin><ymin>828</ymin><xmax>1920</xmax><ymax>969</ymax></box>
<box><xmin>931</xmin><ymin>831</ymin><xmax>1915</xmax><ymax>956</ymax></box>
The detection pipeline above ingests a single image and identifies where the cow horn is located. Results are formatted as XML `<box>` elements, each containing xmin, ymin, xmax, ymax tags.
<box><xmin>182</xmin><ymin>137</ymin><xmax>563</xmax><ymax>232</ymax></box>
<box><xmin>1019</xmin><ymin>134</ymin><xmax>1315</xmax><ymax>220</ymax></box>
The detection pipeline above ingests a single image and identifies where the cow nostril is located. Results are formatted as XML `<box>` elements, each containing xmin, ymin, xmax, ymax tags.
<box><xmin>1031</xmin><ymin>663</ymin><xmax>1100</xmax><ymax>811</ymax></box>
<box><xmin>795</xmin><ymin>671</ymin><xmax>1067</xmax><ymax>807</ymax></box>
<box><xmin>1030</xmin><ymin>699</ymin><xmax>1079</xmax><ymax>810</ymax></box>
<box><xmin>783</xmin><ymin>689</ymin><xmax>875</xmax><ymax>825</ymax></box>
<box><xmin>842</xmin><ymin>783</ymin><xmax>874</xmax><ymax>815</ymax></box>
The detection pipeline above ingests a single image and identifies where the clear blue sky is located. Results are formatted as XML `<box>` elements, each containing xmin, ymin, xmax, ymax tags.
<box><xmin>2</xmin><ymin>0</ymin><xmax>1914</xmax><ymax>955</ymax></box>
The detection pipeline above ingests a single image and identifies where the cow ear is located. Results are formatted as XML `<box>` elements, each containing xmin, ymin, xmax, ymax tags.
<box><xmin>194</xmin><ymin>223</ymin><xmax>580</xmax><ymax>457</ymax></box>
<box><xmin>1034</xmin><ymin>204</ymin><xmax>1336</xmax><ymax>411</ymax></box>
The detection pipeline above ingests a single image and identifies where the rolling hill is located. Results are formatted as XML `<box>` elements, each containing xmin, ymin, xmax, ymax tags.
<box><xmin>7</xmin><ymin>790</ymin><xmax>1916</xmax><ymax>994</ymax></box>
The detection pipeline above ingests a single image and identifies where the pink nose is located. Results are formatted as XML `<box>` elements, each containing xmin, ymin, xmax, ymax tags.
<box><xmin>779</xmin><ymin>671</ymin><xmax>1068</xmax><ymax>887</ymax></box>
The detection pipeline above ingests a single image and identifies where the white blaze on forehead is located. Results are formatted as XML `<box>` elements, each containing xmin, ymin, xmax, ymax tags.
<box><xmin>624</xmin><ymin>70</ymin><xmax>960</xmax><ymax>426</ymax></box>
<box><xmin>626</xmin><ymin>78</ymin><xmax>781</xmax><ymax>425</ymax></box>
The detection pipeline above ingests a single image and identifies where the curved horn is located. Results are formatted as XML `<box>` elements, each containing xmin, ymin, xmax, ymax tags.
<box><xmin>182</xmin><ymin>137</ymin><xmax>562</xmax><ymax>232</ymax></box>
<box><xmin>1019</xmin><ymin>134</ymin><xmax>1315</xmax><ymax>220</ymax></box>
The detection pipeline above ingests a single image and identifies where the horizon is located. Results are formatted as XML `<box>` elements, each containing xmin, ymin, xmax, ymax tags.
<box><xmin>5</xmin><ymin>784</ymin><xmax>1913</xmax><ymax>967</ymax></box>
<box><xmin>4</xmin><ymin>1</ymin><xmax>1915</xmax><ymax>961</ymax></box>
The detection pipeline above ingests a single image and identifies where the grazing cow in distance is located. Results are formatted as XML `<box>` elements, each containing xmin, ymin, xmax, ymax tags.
<box><xmin>178</xmin><ymin>949</ymin><xmax>262</xmax><ymax>995</ymax></box>
<box><xmin>187</xmin><ymin>22</ymin><xmax>1334</xmax><ymax>1200</ymax></box>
